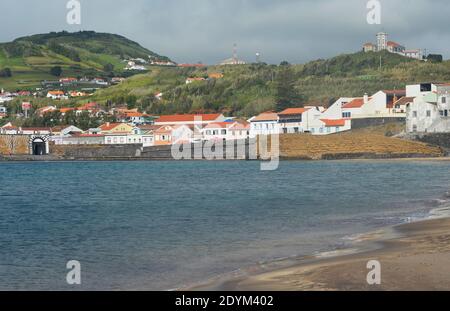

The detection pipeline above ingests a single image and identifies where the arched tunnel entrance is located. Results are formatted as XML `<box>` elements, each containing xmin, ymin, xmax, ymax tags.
<box><xmin>31</xmin><ymin>138</ymin><xmax>47</xmax><ymax>155</ymax></box>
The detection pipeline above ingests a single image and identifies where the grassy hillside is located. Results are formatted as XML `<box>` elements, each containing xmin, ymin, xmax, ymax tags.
<box><xmin>86</xmin><ymin>50</ymin><xmax>450</xmax><ymax>117</ymax></box>
<box><xmin>0</xmin><ymin>31</ymin><xmax>170</xmax><ymax>89</ymax></box>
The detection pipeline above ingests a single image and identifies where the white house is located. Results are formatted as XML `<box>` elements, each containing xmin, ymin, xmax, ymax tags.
<box><xmin>278</xmin><ymin>107</ymin><xmax>329</xmax><ymax>134</ymax></box>
<box><xmin>406</xmin><ymin>83</ymin><xmax>450</xmax><ymax>133</ymax></box>
<box><xmin>326</xmin><ymin>90</ymin><xmax>406</xmax><ymax>120</ymax></box>
<box><xmin>248</xmin><ymin>112</ymin><xmax>280</xmax><ymax>136</ymax></box>
<box><xmin>47</xmin><ymin>91</ymin><xmax>68</xmax><ymax>100</ymax></box>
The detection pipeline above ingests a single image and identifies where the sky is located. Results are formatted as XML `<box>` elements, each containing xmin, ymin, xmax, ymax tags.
<box><xmin>1</xmin><ymin>0</ymin><xmax>450</xmax><ymax>64</ymax></box>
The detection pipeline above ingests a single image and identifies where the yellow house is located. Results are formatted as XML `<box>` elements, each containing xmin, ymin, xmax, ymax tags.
<box><xmin>99</xmin><ymin>122</ymin><xmax>134</xmax><ymax>134</ymax></box>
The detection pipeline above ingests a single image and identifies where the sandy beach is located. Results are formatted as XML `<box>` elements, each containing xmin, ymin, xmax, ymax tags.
<box><xmin>190</xmin><ymin>216</ymin><xmax>450</xmax><ymax>291</ymax></box>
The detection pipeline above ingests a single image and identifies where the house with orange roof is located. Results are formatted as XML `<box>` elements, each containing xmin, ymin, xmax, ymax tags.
<box><xmin>99</xmin><ymin>122</ymin><xmax>134</xmax><ymax>134</ymax></box>
<box><xmin>121</xmin><ymin>111</ymin><xmax>155</xmax><ymax>125</ymax></box>
<box><xmin>69</xmin><ymin>91</ymin><xmax>88</xmax><ymax>97</ymax></box>
<box><xmin>324</xmin><ymin>89</ymin><xmax>407</xmax><ymax>120</ymax></box>
<box><xmin>155</xmin><ymin>113</ymin><xmax>225</xmax><ymax>126</ymax></box>
<box><xmin>208</xmin><ymin>73</ymin><xmax>224</xmax><ymax>79</ymax></box>
<box><xmin>186</xmin><ymin>77</ymin><xmax>206</xmax><ymax>84</ymax></box>
<box><xmin>278</xmin><ymin>106</ymin><xmax>332</xmax><ymax>134</ymax></box>
<box><xmin>248</xmin><ymin>112</ymin><xmax>280</xmax><ymax>136</ymax></box>
<box><xmin>75</xmin><ymin>102</ymin><xmax>104</xmax><ymax>117</ymax></box>
<box><xmin>46</xmin><ymin>90</ymin><xmax>68</xmax><ymax>100</ymax></box>
<box><xmin>36</xmin><ymin>106</ymin><xmax>57</xmax><ymax>117</ymax></box>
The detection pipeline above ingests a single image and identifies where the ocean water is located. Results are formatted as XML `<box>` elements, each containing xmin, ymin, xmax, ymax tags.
<box><xmin>0</xmin><ymin>160</ymin><xmax>449</xmax><ymax>290</ymax></box>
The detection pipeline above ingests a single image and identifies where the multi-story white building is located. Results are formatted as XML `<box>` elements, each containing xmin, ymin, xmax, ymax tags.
<box><xmin>406</xmin><ymin>83</ymin><xmax>450</xmax><ymax>133</ymax></box>
<box><xmin>248</xmin><ymin>112</ymin><xmax>280</xmax><ymax>136</ymax></box>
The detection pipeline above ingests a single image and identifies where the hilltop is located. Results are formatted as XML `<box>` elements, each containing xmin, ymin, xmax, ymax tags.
<box><xmin>0</xmin><ymin>31</ymin><xmax>171</xmax><ymax>89</ymax></box>
<box><xmin>87</xmin><ymin>50</ymin><xmax>450</xmax><ymax>117</ymax></box>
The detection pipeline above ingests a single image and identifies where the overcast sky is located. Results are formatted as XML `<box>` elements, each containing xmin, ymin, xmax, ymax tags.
<box><xmin>1</xmin><ymin>0</ymin><xmax>449</xmax><ymax>64</ymax></box>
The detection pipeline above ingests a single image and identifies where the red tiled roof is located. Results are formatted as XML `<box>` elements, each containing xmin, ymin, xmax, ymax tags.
<box><xmin>156</xmin><ymin>114</ymin><xmax>222</xmax><ymax>123</ymax></box>
<box><xmin>387</xmin><ymin>41</ymin><xmax>402</xmax><ymax>47</ymax></box>
<box><xmin>60</xmin><ymin>107</ymin><xmax>75</xmax><ymax>113</ymax></box>
<box><xmin>393</xmin><ymin>96</ymin><xmax>415</xmax><ymax>106</ymax></box>
<box><xmin>252</xmin><ymin>112</ymin><xmax>278</xmax><ymax>122</ymax></box>
<box><xmin>99</xmin><ymin>123</ymin><xmax>122</xmax><ymax>131</ymax></box>
<box><xmin>278</xmin><ymin>108</ymin><xmax>310</xmax><ymax>115</ymax></box>
<box><xmin>342</xmin><ymin>98</ymin><xmax>365</xmax><ymax>109</ymax></box>
<box><xmin>320</xmin><ymin>119</ymin><xmax>346</xmax><ymax>127</ymax></box>
<box><xmin>48</xmin><ymin>91</ymin><xmax>65</xmax><ymax>95</ymax></box>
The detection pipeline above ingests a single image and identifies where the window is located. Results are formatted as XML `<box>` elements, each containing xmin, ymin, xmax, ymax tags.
<box><xmin>221</xmin><ymin>130</ymin><xmax>227</xmax><ymax>135</ymax></box>
<box><xmin>442</xmin><ymin>97</ymin><xmax>447</xmax><ymax>104</ymax></box>
<box><xmin>426</xmin><ymin>110</ymin><xmax>431</xmax><ymax>117</ymax></box>
<box><xmin>412</xmin><ymin>125</ymin><xmax>417</xmax><ymax>132</ymax></box>
<box><xmin>294</xmin><ymin>127</ymin><xmax>299</xmax><ymax>133</ymax></box>
<box><xmin>413</xmin><ymin>111</ymin><xmax>417</xmax><ymax>118</ymax></box>
<box><xmin>319</xmin><ymin>128</ymin><xmax>324</xmax><ymax>133</ymax></box>
<box><xmin>327</xmin><ymin>127</ymin><xmax>331</xmax><ymax>133</ymax></box>
<box><xmin>342</xmin><ymin>112</ymin><xmax>351</xmax><ymax>118</ymax></box>
<box><xmin>283</xmin><ymin>128</ymin><xmax>288</xmax><ymax>134</ymax></box>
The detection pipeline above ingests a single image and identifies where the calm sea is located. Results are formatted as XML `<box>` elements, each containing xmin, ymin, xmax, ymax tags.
<box><xmin>0</xmin><ymin>160</ymin><xmax>449</xmax><ymax>290</ymax></box>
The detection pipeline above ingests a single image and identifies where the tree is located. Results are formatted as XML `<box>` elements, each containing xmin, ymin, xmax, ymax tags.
<box><xmin>50</xmin><ymin>66</ymin><xmax>62</xmax><ymax>77</ymax></box>
<box><xmin>0</xmin><ymin>68</ymin><xmax>12</xmax><ymax>77</ymax></box>
<box><xmin>103</xmin><ymin>63</ymin><xmax>114</xmax><ymax>72</ymax></box>
<box><xmin>275</xmin><ymin>66</ymin><xmax>305</xmax><ymax>111</ymax></box>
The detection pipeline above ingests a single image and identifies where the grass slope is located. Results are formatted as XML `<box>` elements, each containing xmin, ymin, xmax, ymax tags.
<box><xmin>0</xmin><ymin>31</ymin><xmax>170</xmax><ymax>89</ymax></box>
<box><xmin>88</xmin><ymin>50</ymin><xmax>450</xmax><ymax>117</ymax></box>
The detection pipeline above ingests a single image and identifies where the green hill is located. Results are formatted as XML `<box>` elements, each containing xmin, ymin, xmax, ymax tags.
<box><xmin>87</xmin><ymin>50</ymin><xmax>450</xmax><ymax>117</ymax></box>
<box><xmin>0</xmin><ymin>31</ymin><xmax>171</xmax><ymax>89</ymax></box>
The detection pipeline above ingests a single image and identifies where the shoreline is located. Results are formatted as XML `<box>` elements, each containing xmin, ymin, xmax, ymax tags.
<box><xmin>1</xmin><ymin>155</ymin><xmax>450</xmax><ymax>162</ymax></box>
<box><xmin>187</xmin><ymin>205</ymin><xmax>450</xmax><ymax>291</ymax></box>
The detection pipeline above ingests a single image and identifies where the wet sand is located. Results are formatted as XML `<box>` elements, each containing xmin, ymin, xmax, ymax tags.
<box><xmin>190</xmin><ymin>217</ymin><xmax>450</xmax><ymax>291</ymax></box>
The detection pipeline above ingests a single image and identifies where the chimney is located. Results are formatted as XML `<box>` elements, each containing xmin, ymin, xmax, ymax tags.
<box><xmin>363</xmin><ymin>93</ymin><xmax>369</xmax><ymax>104</ymax></box>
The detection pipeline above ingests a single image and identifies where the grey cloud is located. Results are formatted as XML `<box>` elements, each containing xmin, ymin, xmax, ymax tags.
<box><xmin>0</xmin><ymin>0</ymin><xmax>449</xmax><ymax>64</ymax></box>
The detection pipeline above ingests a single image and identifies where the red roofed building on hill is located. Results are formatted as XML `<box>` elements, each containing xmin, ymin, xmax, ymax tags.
<box><xmin>363</xmin><ymin>32</ymin><xmax>423</xmax><ymax>60</ymax></box>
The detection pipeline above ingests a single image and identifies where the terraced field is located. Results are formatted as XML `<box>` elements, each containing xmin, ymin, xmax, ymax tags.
<box><xmin>279</xmin><ymin>132</ymin><xmax>444</xmax><ymax>160</ymax></box>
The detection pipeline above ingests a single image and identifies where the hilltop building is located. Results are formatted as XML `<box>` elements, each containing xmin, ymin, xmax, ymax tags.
<box><xmin>363</xmin><ymin>32</ymin><xmax>423</xmax><ymax>60</ymax></box>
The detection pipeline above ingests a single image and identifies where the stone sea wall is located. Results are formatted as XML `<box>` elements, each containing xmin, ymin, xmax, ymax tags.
<box><xmin>0</xmin><ymin>135</ymin><xmax>30</xmax><ymax>155</ymax></box>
